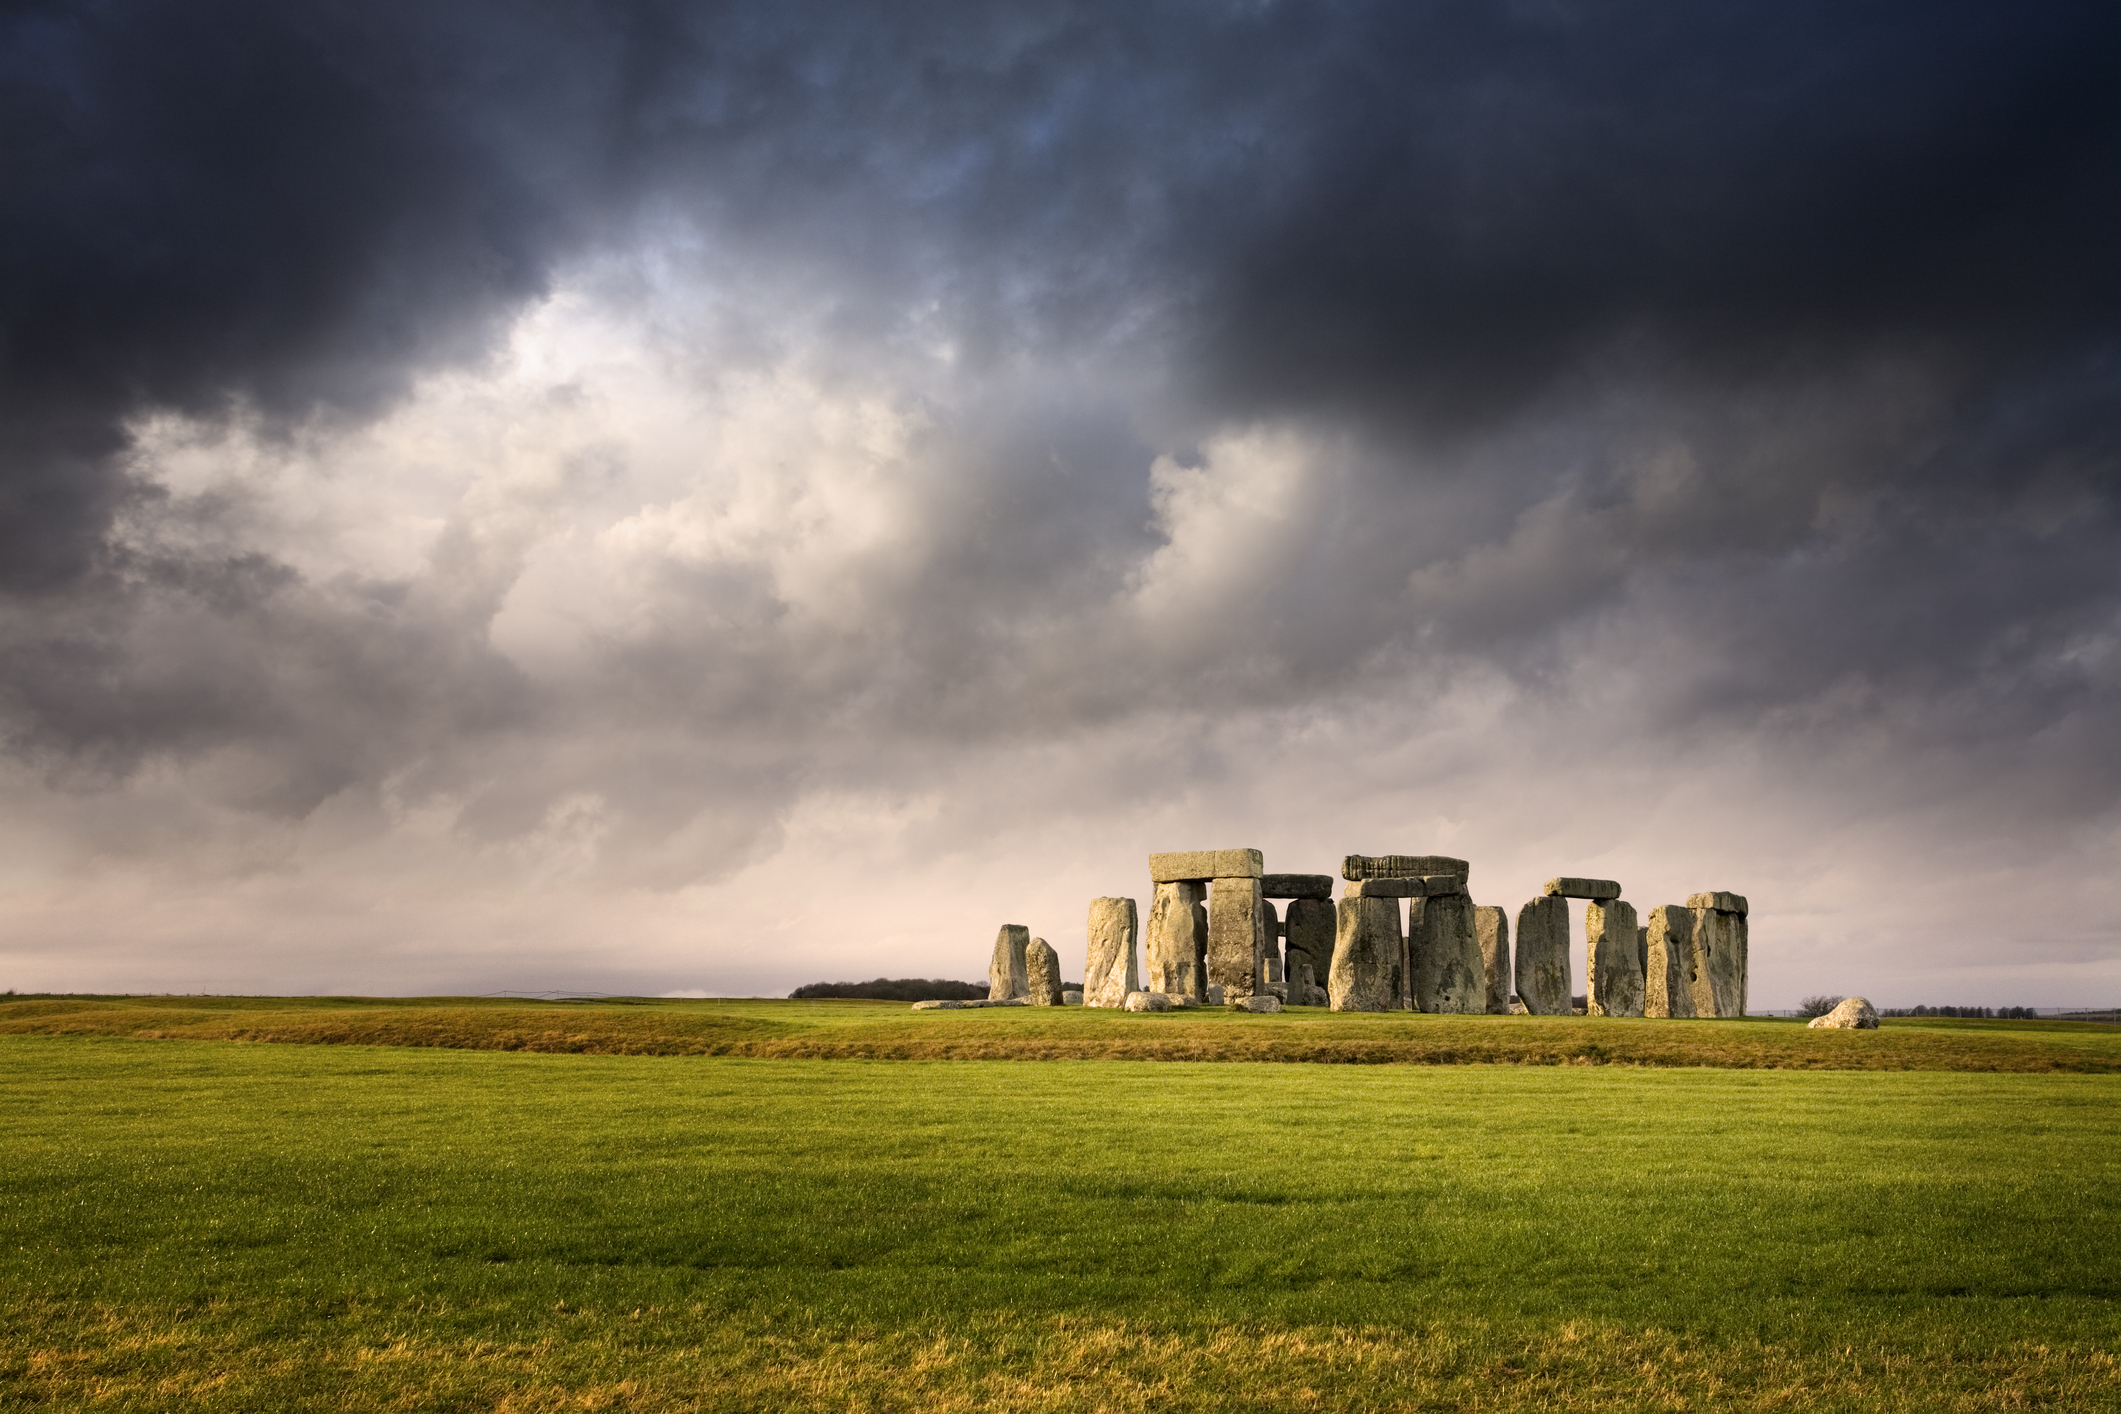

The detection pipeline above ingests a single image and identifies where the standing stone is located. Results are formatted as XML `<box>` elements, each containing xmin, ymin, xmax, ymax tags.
<box><xmin>1329</xmin><ymin>895</ymin><xmax>1401</xmax><ymax>1011</ymax></box>
<box><xmin>1145</xmin><ymin>881</ymin><xmax>1207</xmax><ymax>1003</ymax></box>
<box><xmin>1689</xmin><ymin>904</ymin><xmax>1748</xmax><ymax>1017</ymax></box>
<box><xmin>1025</xmin><ymin>936</ymin><xmax>1064</xmax><ymax>1006</ymax></box>
<box><xmin>1084</xmin><ymin>897</ymin><xmax>1140</xmax><ymax>1008</ymax></box>
<box><xmin>1644</xmin><ymin>905</ymin><xmax>1696</xmax><ymax>1018</ymax></box>
<box><xmin>989</xmin><ymin>924</ymin><xmax>1030</xmax><ymax>1001</ymax></box>
<box><xmin>1411</xmin><ymin>891</ymin><xmax>1484</xmax><ymax>1013</ymax></box>
<box><xmin>1284</xmin><ymin>897</ymin><xmax>1335</xmax><ymax>999</ymax></box>
<box><xmin>1514</xmin><ymin>895</ymin><xmax>1571</xmax><ymax>1015</ymax></box>
<box><xmin>1476</xmin><ymin>905</ymin><xmax>1511</xmax><ymax>1014</ymax></box>
<box><xmin>1208</xmin><ymin>876</ymin><xmax>1265</xmax><ymax>1003</ymax></box>
<box><xmin>1636</xmin><ymin>926</ymin><xmax>1649</xmax><ymax>984</ymax></box>
<box><xmin>1289</xmin><ymin>956</ymin><xmax>1317</xmax><ymax>1007</ymax></box>
<box><xmin>1586</xmin><ymin>900</ymin><xmax>1644</xmax><ymax>1017</ymax></box>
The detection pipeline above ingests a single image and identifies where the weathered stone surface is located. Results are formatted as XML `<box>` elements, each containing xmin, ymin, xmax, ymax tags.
<box><xmin>1207</xmin><ymin>983</ymin><xmax>1225</xmax><ymax>1005</ymax></box>
<box><xmin>1145</xmin><ymin>880</ymin><xmax>1207</xmax><ymax>1003</ymax></box>
<box><xmin>1287</xmin><ymin>957</ymin><xmax>1316</xmax><ymax>1007</ymax></box>
<box><xmin>1586</xmin><ymin>899</ymin><xmax>1644</xmax><ymax>1017</ymax></box>
<box><xmin>1062</xmin><ymin>990</ymin><xmax>1083</xmax><ymax>1006</ymax></box>
<box><xmin>1233</xmin><ymin>994</ymin><xmax>1284</xmax><ymax>1013</ymax></box>
<box><xmin>1330</xmin><ymin>895</ymin><xmax>1403</xmax><ymax>1011</ymax></box>
<box><xmin>1207</xmin><ymin>876</ymin><xmax>1265</xmax><ymax>1005</ymax></box>
<box><xmin>963</xmin><ymin>997</ymin><xmax>1030</xmax><ymax>1008</ymax></box>
<box><xmin>1025</xmin><ymin>937</ymin><xmax>1064</xmax><ymax>1006</ymax></box>
<box><xmin>1260</xmin><ymin>873</ymin><xmax>1335</xmax><ymax>900</ymax></box>
<box><xmin>1343</xmin><ymin>854</ymin><xmax>1471</xmax><ymax>881</ymax></box>
<box><xmin>1411</xmin><ymin>892</ymin><xmax>1485</xmax><ymax>1013</ymax></box>
<box><xmin>1687</xmin><ymin>890</ymin><xmax>1749</xmax><ymax>916</ymax></box>
<box><xmin>910</xmin><ymin>999</ymin><xmax>965</xmax><ymax>1010</ymax></box>
<box><xmin>1284</xmin><ymin>897</ymin><xmax>1335</xmax><ymax>990</ymax></box>
<box><xmin>1345</xmin><ymin>877</ymin><xmax>1426</xmax><ymax>898</ymax></box>
<box><xmin>1476</xmin><ymin>905</ymin><xmax>1511</xmax><ymax>1014</ymax></box>
<box><xmin>1644</xmin><ymin>905</ymin><xmax>1697</xmax><ymax>1019</ymax></box>
<box><xmin>1689</xmin><ymin>906</ymin><xmax>1748</xmax><ymax>1017</ymax></box>
<box><xmin>1167</xmin><ymin>994</ymin><xmax>1196</xmax><ymax>1009</ymax></box>
<box><xmin>989</xmin><ymin>924</ymin><xmax>1030</xmax><ymax>1001</ymax></box>
<box><xmin>1150</xmin><ymin>848</ymin><xmax>1263</xmax><ymax>883</ymax></box>
<box><xmin>1544</xmin><ymin>877</ymin><xmax>1622</xmax><ymax>901</ymax></box>
<box><xmin>1514</xmin><ymin>895</ymin><xmax>1572</xmax><ymax>1015</ymax></box>
<box><xmin>1084</xmin><ymin>897</ymin><xmax>1141</xmax><ymax>1008</ymax></box>
<box><xmin>1123</xmin><ymin>990</ymin><xmax>1172</xmax><ymax>1012</ymax></box>
<box><xmin>1422</xmin><ymin>875</ymin><xmax>1468</xmax><ymax>897</ymax></box>
<box><xmin>1808</xmin><ymin>996</ymin><xmax>1878</xmax><ymax>1029</ymax></box>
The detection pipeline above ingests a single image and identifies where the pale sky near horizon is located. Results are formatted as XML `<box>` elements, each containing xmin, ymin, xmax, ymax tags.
<box><xmin>3</xmin><ymin>1</ymin><xmax>2118</xmax><ymax>1008</ymax></box>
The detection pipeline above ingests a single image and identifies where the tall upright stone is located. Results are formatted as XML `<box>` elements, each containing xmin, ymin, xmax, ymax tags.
<box><xmin>1643</xmin><ymin>905</ymin><xmax>1696</xmax><ymax>1018</ymax></box>
<box><xmin>1514</xmin><ymin>895</ymin><xmax>1571</xmax><ymax>1015</ymax></box>
<box><xmin>1207</xmin><ymin>876</ymin><xmax>1265</xmax><ymax>1003</ymax></box>
<box><xmin>1025</xmin><ymin>936</ymin><xmax>1064</xmax><ymax>1006</ymax></box>
<box><xmin>1283</xmin><ymin>897</ymin><xmax>1335</xmax><ymax>1000</ymax></box>
<box><xmin>1330</xmin><ymin>894</ymin><xmax>1401</xmax><ymax>1011</ymax></box>
<box><xmin>989</xmin><ymin>924</ymin><xmax>1030</xmax><ymax>1001</ymax></box>
<box><xmin>1288</xmin><ymin>955</ymin><xmax>1317</xmax><ymax>1007</ymax></box>
<box><xmin>1411</xmin><ymin>888</ymin><xmax>1484</xmax><ymax>1013</ymax></box>
<box><xmin>1144</xmin><ymin>881</ymin><xmax>1207</xmax><ymax>1002</ymax></box>
<box><xmin>1687</xmin><ymin>892</ymin><xmax>1749</xmax><ymax>1017</ymax></box>
<box><xmin>1586</xmin><ymin>899</ymin><xmax>1644</xmax><ymax>1017</ymax></box>
<box><xmin>1475</xmin><ymin>905</ymin><xmax>1511</xmax><ymax>1014</ymax></box>
<box><xmin>1084</xmin><ymin>897</ymin><xmax>1140</xmax><ymax>1009</ymax></box>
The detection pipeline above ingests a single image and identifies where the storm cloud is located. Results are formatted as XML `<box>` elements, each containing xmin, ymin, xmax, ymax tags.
<box><xmin>2</xmin><ymin>0</ymin><xmax>2117</xmax><ymax>1002</ymax></box>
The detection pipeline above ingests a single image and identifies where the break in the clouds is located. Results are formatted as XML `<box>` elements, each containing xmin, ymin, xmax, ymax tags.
<box><xmin>1</xmin><ymin>0</ymin><xmax>2117</xmax><ymax>1004</ymax></box>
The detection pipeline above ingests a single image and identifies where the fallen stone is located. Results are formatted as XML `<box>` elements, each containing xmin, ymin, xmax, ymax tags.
<box><xmin>1514</xmin><ymin>895</ymin><xmax>1572</xmax><ymax>1015</ymax></box>
<box><xmin>1025</xmin><ymin>937</ymin><xmax>1065</xmax><ymax>1006</ymax></box>
<box><xmin>1586</xmin><ymin>899</ymin><xmax>1644</xmax><ymax>1017</ymax></box>
<box><xmin>989</xmin><ymin>924</ymin><xmax>1030</xmax><ymax>1001</ymax></box>
<box><xmin>1062</xmin><ymin>990</ymin><xmax>1083</xmax><ymax>1006</ymax></box>
<box><xmin>1124</xmin><ymin>990</ymin><xmax>1173</xmax><ymax>1012</ymax></box>
<box><xmin>1084</xmin><ymin>897</ymin><xmax>1141</xmax><ymax>1008</ymax></box>
<box><xmin>1208</xmin><ymin>876</ymin><xmax>1266</xmax><ymax>1007</ymax></box>
<box><xmin>962</xmin><ymin>997</ymin><xmax>1030</xmax><ymax>1008</ymax></box>
<box><xmin>1688</xmin><ymin>905</ymin><xmax>1749</xmax><ymax>1017</ymax></box>
<box><xmin>1145</xmin><ymin>880</ymin><xmax>1207</xmax><ymax>1003</ymax></box>
<box><xmin>1644</xmin><ymin>905</ymin><xmax>1697</xmax><ymax>1019</ymax></box>
<box><xmin>1330</xmin><ymin>894</ymin><xmax>1402</xmax><ymax>1012</ymax></box>
<box><xmin>1809</xmin><ymin>996</ymin><xmax>1877</xmax><ymax>1029</ymax></box>
<box><xmin>1343</xmin><ymin>854</ymin><xmax>1471</xmax><ymax>882</ymax></box>
<box><xmin>1167</xmin><ymin>993</ymin><xmax>1196</xmax><ymax>1009</ymax></box>
<box><xmin>1687</xmin><ymin>890</ymin><xmax>1749</xmax><ymax>916</ymax></box>
<box><xmin>1476</xmin><ymin>905</ymin><xmax>1511</xmax><ymax>1014</ymax></box>
<box><xmin>1233</xmin><ymin>994</ymin><xmax>1283</xmax><ymax>1013</ymax></box>
<box><xmin>1150</xmin><ymin>848</ymin><xmax>1263</xmax><ymax>883</ymax></box>
<box><xmin>1544</xmin><ymin>877</ymin><xmax>1622</xmax><ymax>901</ymax></box>
<box><xmin>1260</xmin><ymin>873</ymin><xmax>1336</xmax><ymax>900</ymax></box>
<box><xmin>910</xmin><ymin>1000</ymin><xmax>965</xmax><ymax>1010</ymax></box>
<box><xmin>1345</xmin><ymin>877</ymin><xmax>1426</xmax><ymax>898</ymax></box>
<box><xmin>1411</xmin><ymin>892</ymin><xmax>1485</xmax><ymax>1013</ymax></box>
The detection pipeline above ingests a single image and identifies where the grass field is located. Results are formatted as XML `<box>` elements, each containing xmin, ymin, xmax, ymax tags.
<box><xmin>5</xmin><ymin>993</ymin><xmax>2120</xmax><ymax>1070</ymax></box>
<box><xmin>3</xmin><ymin>1017</ymin><xmax>2119</xmax><ymax>1410</ymax></box>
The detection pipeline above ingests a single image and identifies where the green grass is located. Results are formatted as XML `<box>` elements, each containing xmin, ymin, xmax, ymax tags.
<box><xmin>3</xmin><ymin>1035</ymin><xmax>2118</xmax><ymax>1410</ymax></box>
<box><xmin>5</xmin><ymin>993</ymin><xmax>2119</xmax><ymax>1070</ymax></box>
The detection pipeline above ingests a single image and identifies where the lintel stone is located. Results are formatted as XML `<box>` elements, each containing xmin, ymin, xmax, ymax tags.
<box><xmin>1687</xmin><ymin>890</ymin><xmax>1748</xmax><ymax>915</ymax></box>
<box><xmin>1544</xmin><ymin>876</ymin><xmax>1622</xmax><ymax>901</ymax></box>
<box><xmin>1260</xmin><ymin>873</ymin><xmax>1335</xmax><ymax>900</ymax></box>
<box><xmin>1345</xmin><ymin>876</ymin><xmax>1427</xmax><ymax>898</ymax></box>
<box><xmin>1343</xmin><ymin>854</ymin><xmax>1470</xmax><ymax>882</ymax></box>
<box><xmin>1150</xmin><ymin>848</ymin><xmax>1264</xmax><ymax>883</ymax></box>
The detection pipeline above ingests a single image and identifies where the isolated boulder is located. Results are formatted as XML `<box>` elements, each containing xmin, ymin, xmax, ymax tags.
<box><xmin>1232</xmin><ymin>994</ymin><xmax>1283</xmax><ymax>1013</ymax></box>
<box><xmin>911</xmin><ymin>999</ymin><xmax>966</xmax><ymax>1010</ymax></box>
<box><xmin>1808</xmin><ymin>996</ymin><xmax>1878</xmax><ymax>1030</ymax></box>
<box><xmin>1123</xmin><ymin>990</ymin><xmax>1173</xmax><ymax>1012</ymax></box>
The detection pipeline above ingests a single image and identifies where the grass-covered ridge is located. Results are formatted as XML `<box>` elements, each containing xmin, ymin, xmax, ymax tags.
<box><xmin>2</xmin><ymin>1037</ymin><xmax>2116</xmax><ymax>1411</ymax></box>
<box><xmin>3</xmin><ymin>992</ymin><xmax>2118</xmax><ymax>1070</ymax></box>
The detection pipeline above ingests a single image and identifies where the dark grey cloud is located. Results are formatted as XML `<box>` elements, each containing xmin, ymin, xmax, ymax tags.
<box><xmin>0</xmin><ymin>0</ymin><xmax>2118</xmax><ymax>997</ymax></box>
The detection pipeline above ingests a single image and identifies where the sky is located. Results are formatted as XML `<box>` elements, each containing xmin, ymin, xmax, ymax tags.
<box><xmin>2</xmin><ymin>0</ymin><xmax>2118</xmax><ymax>1006</ymax></box>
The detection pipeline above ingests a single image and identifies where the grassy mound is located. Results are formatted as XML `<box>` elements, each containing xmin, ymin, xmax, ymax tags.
<box><xmin>3</xmin><ymin>993</ymin><xmax>2118</xmax><ymax>1070</ymax></box>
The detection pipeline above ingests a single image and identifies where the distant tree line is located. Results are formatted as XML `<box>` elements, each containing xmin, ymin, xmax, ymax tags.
<box><xmin>1880</xmin><ymin>1004</ymin><xmax>2040</xmax><ymax>1019</ymax></box>
<box><xmin>789</xmin><ymin>978</ymin><xmax>989</xmax><ymax>1001</ymax></box>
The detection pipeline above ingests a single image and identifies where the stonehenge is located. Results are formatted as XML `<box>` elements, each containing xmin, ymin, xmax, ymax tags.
<box><xmin>1084</xmin><ymin>897</ymin><xmax>1140</xmax><ymax>1008</ymax></box>
<box><xmin>1025</xmin><ymin>936</ymin><xmax>1064</xmax><ymax>1006</ymax></box>
<box><xmin>942</xmin><ymin>850</ymin><xmax>1751</xmax><ymax>1023</ymax></box>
